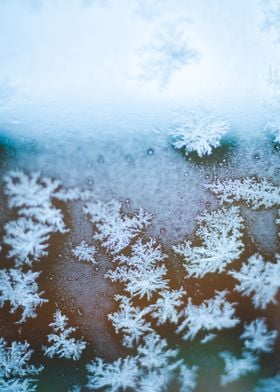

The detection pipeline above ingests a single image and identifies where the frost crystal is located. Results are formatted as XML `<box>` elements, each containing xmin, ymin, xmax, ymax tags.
<box><xmin>108</xmin><ymin>295</ymin><xmax>152</xmax><ymax>347</ymax></box>
<box><xmin>84</xmin><ymin>200</ymin><xmax>152</xmax><ymax>253</ymax></box>
<box><xmin>43</xmin><ymin>310</ymin><xmax>86</xmax><ymax>360</ymax></box>
<box><xmin>177</xmin><ymin>291</ymin><xmax>239</xmax><ymax>341</ymax></box>
<box><xmin>178</xmin><ymin>364</ymin><xmax>198</xmax><ymax>392</ymax></box>
<box><xmin>137</xmin><ymin>332</ymin><xmax>179</xmax><ymax>370</ymax></box>
<box><xmin>0</xmin><ymin>337</ymin><xmax>43</xmax><ymax>392</ymax></box>
<box><xmin>206</xmin><ymin>177</ymin><xmax>280</xmax><ymax>210</ymax></box>
<box><xmin>150</xmin><ymin>288</ymin><xmax>186</xmax><ymax>325</ymax></box>
<box><xmin>230</xmin><ymin>253</ymin><xmax>280</xmax><ymax>309</ymax></box>
<box><xmin>87</xmin><ymin>356</ymin><xmax>139</xmax><ymax>391</ymax></box>
<box><xmin>138</xmin><ymin>369</ymin><xmax>172</xmax><ymax>392</ymax></box>
<box><xmin>4</xmin><ymin>219</ymin><xmax>51</xmax><ymax>266</ymax></box>
<box><xmin>106</xmin><ymin>239</ymin><xmax>168</xmax><ymax>300</ymax></box>
<box><xmin>254</xmin><ymin>373</ymin><xmax>280</xmax><ymax>392</ymax></box>
<box><xmin>220</xmin><ymin>351</ymin><xmax>259</xmax><ymax>385</ymax></box>
<box><xmin>172</xmin><ymin>109</ymin><xmax>230</xmax><ymax>157</ymax></box>
<box><xmin>174</xmin><ymin>207</ymin><xmax>244</xmax><ymax>277</ymax></box>
<box><xmin>240</xmin><ymin>318</ymin><xmax>278</xmax><ymax>353</ymax></box>
<box><xmin>0</xmin><ymin>269</ymin><xmax>47</xmax><ymax>323</ymax></box>
<box><xmin>72</xmin><ymin>241</ymin><xmax>96</xmax><ymax>264</ymax></box>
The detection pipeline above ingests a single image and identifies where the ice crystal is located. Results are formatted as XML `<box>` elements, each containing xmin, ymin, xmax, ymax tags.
<box><xmin>4</xmin><ymin>218</ymin><xmax>52</xmax><ymax>266</ymax></box>
<box><xmin>0</xmin><ymin>269</ymin><xmax>47</xmax><ymax>323</ymax></box>
<box><xmin>138</xmin><ymin>369</ymin><xmax>172</xmax><ymax>392</ymax></box>
<box><xmin>150</xmin><ymin>288</ymin><xmax>186</xmax><ymax>325</ymax></box>
<box><xmin>206</xmin><ymin>177</ymin><xmax>280</xmax><ymax>210</ymax></box>
<box><xmin>230</xmin><ymin>253</ymin><xmax>280</xmax><ymax>309</ymax></box>
<box><xmin>200</xmin><ymin>333</ymin><xmax>217</xmax><ymax>344</ymax></box>
<box><xmin>87</xmin><ymin>356</ymin><xmax>139</xmax><ymax>391</ymax></box>
<box><xmin>84</xmin><ymin>200</ymin><xmax>152</xmax><ymax>253</ymax></box>
<box><xmin>220</xmin><ymin>351</ymin><xmax>259</xmax><ymax>385</ymax></box>
<box><xmin>43</xmin><ymin>310</ymin><xmax>86</xmax><ymax>360</ymax></box>
<box><xmin>108</xmin><ymin>295</ymin><xmax>152</xmax><ymax>347</ymax></box>
<box><xmin>0</xmin><ymin>337</ymin><xmax>43</xmax><ymax>392</ymax></box>
<box><xmin>177</xmin><ymin>291</ymin><xmax>239</xmax><ymax>341</ymax></box>
<box><xmin>254</xmin><ymin>373</ymin><xmax>280</xmax><ymax>392</ymax></box>
<box><xmin>240</xmin><ymin>318</ymin><xmax>278</xmax><ymax>353</ymax></box>
<box><xmin>173</xmin><ymin>207</ymin><xmax>244</xmax><ymax>277</ymax></box>
<box><xmin>72</xmin><ymin>241</ymin><xmax>96</xmax><ymax>264</ymax></box>
<box><xmin>172</xmin><ymin>109</ymin><xmax>230</xmax><ymax>157</ymax></box>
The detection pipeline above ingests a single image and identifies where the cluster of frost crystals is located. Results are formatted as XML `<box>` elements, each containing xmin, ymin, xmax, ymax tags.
<box><xmin>0</xmin><ymin>337</ymin><xmax>43</xmax><ymax>392</ymax></box>
<box><xmin>240</xmin><ymin>318</ymin><xmax>278</xmax><ymax>353</ymax></box>
<box><xmin>108</xmin><ymin>295</ymin><xmax>152</xmax><ymax>348</ymax></box>
<box><xmin>72</xmin><ymin>241</ymin><xmax>96</xmax><ymax>264</ymax></box>
<box><xmin>220</xmin><ymin>351</ymin><xmax>259</xmax><ymax>386</ymax></box>
<box><xmin>254</xmin><ymin>373</ymin><xmax>280</xmax><ymax>392</ymax></box>
<box><xmin>0</xmin><ymin>269</ymin><xmax>47</xmax><ymax>323</ymax></box>
<box><xmin>206</xmin><ymin>177</ymin><xmax>280</xmax><ymax>210</ymax></box>
<box><xmin>174</xmin><ymin>207</ymin><xmax>244</xmax><ymax>277</ymax></box>
<box><xmin>230</xmin><ymin>253</ymin><xmax>280</xmax><ymax>309</ymax></box>
<box><xmin>176</xmin><ymin>291</ymin><xmax>239</xmax><ymax>341</ymax></box>
<box><xmin>106</xmin><ymin>239</ymin><xmax>168</xmax><ymax>300</ymax></box>
<box><xmin>86</xmin><ymin>332</ymin><xmax>197</xmax><ymax>392</ymax></box>
<box><xmin>150</xmin><ymin>288</ymin><xmax>186</xmax><ymax>325</ymax></box>
<box><xmin>84</xmin><ymin>200</ymin><xmax>152</xmax><ymax>254</ymax></box>
<box><xmin>43</xmin><ymin>310</ymin><xmax>86</xmax><ymax>360</ymax></box>
<box><xmin>87</xmin><ymin>356</ymin><xmax>139</xmax><ymax>392</ymax></box>
<box><xmin>3</xmin><ymin>171</ymin><xmax>93</xmax><ymax>266</ymax></box>
<box><xmin>4</xmin><ymin>219</ymin><xmax>52</xmax><ymax>266</ymax></box>
<box><xmin>171</xmin><ymin>109</ymin><xmax>230</xmax><ymax>157</ymax></box>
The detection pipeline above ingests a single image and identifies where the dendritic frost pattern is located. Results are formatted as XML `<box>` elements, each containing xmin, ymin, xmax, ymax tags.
<box><xmin>0</xmin><ymin>337</ymin><xmax>43</xmax><ymax>392</ymax></box>
<box><xmin>0</xmin><ymin>269</ymin><xmax>47</xmax><ymax>323</ymax></box>
<box><xmin>43</xmin><ymin>310</ymin><xmax>86</xmax><ymax>360</ymax></box>
<box><xmin>240</xmin><ymin>318</ymin><xmax>278</xmax><ymax>353</ymax></box>
<box><xmin>220</xmin><ymin>351</ymin><xmax>259</xmax><ymax>386</ymax></box>
<box><xmin>84</xmin><ymin>200</ymin><xmax>152</xmax><ymax>254</ymax></box>
<box><xmin>174</xmin><ymin>207</ymin><xmax>244</xmax><ymax>277</ymax></box>
<box><xmin>176</xmin><ymin>291</ymin><xmax>239</xmax><ymax>341</ymax></box>
<box><xmin>230</xmin><ymin>253</ymin><xmax>280</xmax><ymax>309</ymax></box>
<box><xmin>171</xmin><ymin>109</ymin><xmax>230</xmax><ymax>157</ymax></box>
<box><xmin>206</xmin><ymin>177</ymin><xmax>280</xmax><ymax>210</ymax></box>
<box><xmin>72</xmin><ymin>241</ymin><xmax>96</xmax><ymax>264</ymax></box>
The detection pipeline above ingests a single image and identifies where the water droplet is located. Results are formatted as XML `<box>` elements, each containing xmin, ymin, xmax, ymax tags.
<box><xmin>147</xmin><ymin>148</ymin><xmax>154</xmax><ymax>156</ymax></box>
<box><xmin>160</xmin><ymin>228</ymin><xmax>166</xmax><ymax>235</ymax></box>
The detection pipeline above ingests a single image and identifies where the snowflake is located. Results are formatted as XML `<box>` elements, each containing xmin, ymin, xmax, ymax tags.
<box><xmin>84</xmin><ymin>200</ymin><xmax>152</xmax><ymax>253</ymax></box>
<box><xmin>43</xmin><ymin>310</ymin><xmax>86</xmax><ymax>360</ymax></box>
<box><xmin>261</xmin><ymin>0</ymin><xmax>280</xmax><ymax>44</ymax></box>
<box><xmin>220</xmin><ymin>351</ymin><xmax>259</xmax><ymax>386</ymax></box>
<box><xmin>0</xmin><ymin>269</ymin><xmax>47</xmax><ymax>323</ymax></box>
<box><xmin>87</xmin><ymin>356</ymin><xmax>139</xmax><ymax>391</ymax></box>
<box><xmin>171</xmin><ymin>108</ymin><xmax>230</xmax><ymax>157</ymax></box>
<box><xmin>240</xmin><ymin>318</ymin><xmax>278</xmax><ymax>353</ymax></box>
<box><xmin>206</xmin><ymin>177</ymin><xmax>280</xmax><ymax>210</ymax></box>
<box><xmin>229</xmin><ymin>253</ymin><xmax>280</xmax><ymax>309</ymax></box>
<box><xmin>254</xmin><ymin>373</ymin><xmax>280</xmax><ymax>392</ymax></box>
<box><xmin>0</xmin><ymin>337</ymin><xmax>43</xmax><ymax>392</ymax></box>
<box><xmin>176</xmin><ymin>291</ymin><xmax>239</xmax><ymax>341</ymax></box>
<box><xmin>72</xmin><ymin>241</ymin><xmax>96</xmax><ymax>264</ymax></box>
<box><xmin>4</xmin><ymin>218</ymin><xmax>52</xmax><ymax>266</ymax></box>
<box><xmin>150</xmin><ymin>288</ymin><xmax>186</xmax><ymax>325</ymax></box>
<box><xmin>108</xmin><ymin>295</ymin><xmax>152</xmax><ymax>347</ymax></box>
<box><xmin>173</xmin><ymin>207</ymin><xmax>244</xmax><ymax>277</ymax></box>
